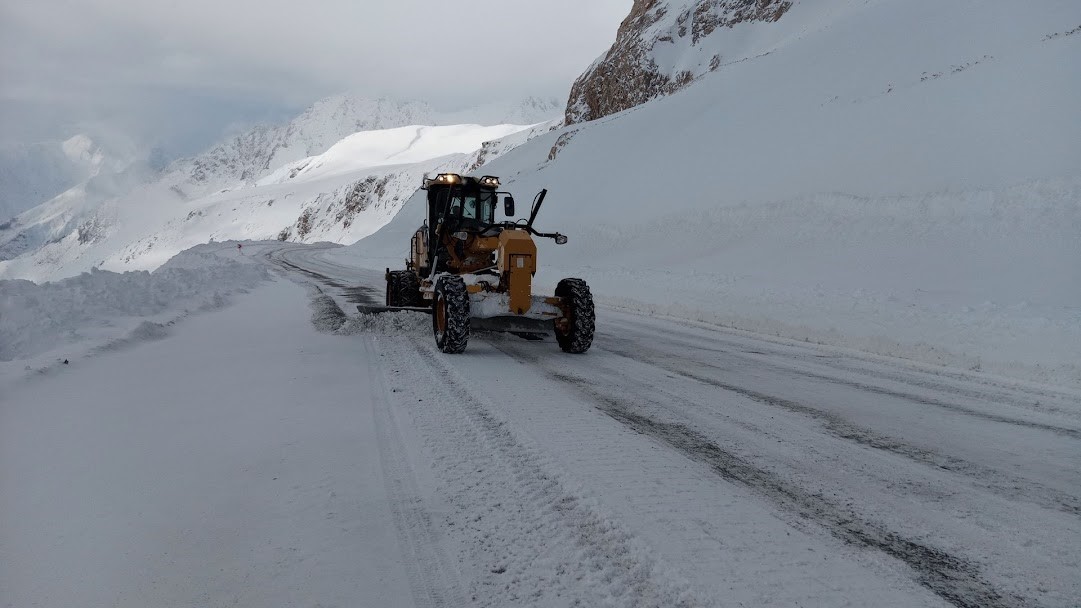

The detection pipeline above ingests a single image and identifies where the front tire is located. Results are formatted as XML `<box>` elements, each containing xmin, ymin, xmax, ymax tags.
<box><xmin>554</xmin><ymin>278</ymin><xmax>595</xmax><ymax>353</ymax></box>
<box><xmin>433</xmin><ymin>275</ymin><xmax>470</xmax><ymax>353</ymax></box>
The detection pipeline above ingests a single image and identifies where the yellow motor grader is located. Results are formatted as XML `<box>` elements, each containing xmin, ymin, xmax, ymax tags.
<box><xmin>373</xmin><ymin>173</ymin><xmax>594</xmax><ymax>354</ymax></box>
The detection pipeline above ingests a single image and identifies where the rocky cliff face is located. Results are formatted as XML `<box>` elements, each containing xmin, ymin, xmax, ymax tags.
<box><xmin>565</xmin><ymin>0</ymin><xmax>793</xmax><ymax>124</ymax></box>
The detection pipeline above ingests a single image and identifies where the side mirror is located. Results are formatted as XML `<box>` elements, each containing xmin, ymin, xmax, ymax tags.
<box><xmin>503</xmin><ymin>196</ymin><xmax>515</xmax><ymax>217</ymax></box>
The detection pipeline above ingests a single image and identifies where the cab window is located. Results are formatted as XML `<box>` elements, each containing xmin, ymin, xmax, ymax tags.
<box><xmin>454</xmin><ymin>192</ymin><xmax>495</xmax><ymax>223</ymax></box>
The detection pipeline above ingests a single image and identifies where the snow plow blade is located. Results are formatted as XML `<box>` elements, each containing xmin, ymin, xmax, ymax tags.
<box><xmin>357</xmin><ymin>304</ymin><xmax>432</xmax><ymax>315</ymax></box>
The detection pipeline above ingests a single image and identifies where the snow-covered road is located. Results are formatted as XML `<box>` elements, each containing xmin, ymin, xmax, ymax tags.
<box><xmin>4</xmin><ymin>242</ymin><xmax>1079</xmax><ymax>607</ymax></box>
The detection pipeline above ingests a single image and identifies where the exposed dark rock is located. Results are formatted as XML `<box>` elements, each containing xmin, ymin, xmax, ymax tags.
<box><xmin>565</xmin><ymin>0</ymin><xmax>792</xmax><ymax>125</ymax></box>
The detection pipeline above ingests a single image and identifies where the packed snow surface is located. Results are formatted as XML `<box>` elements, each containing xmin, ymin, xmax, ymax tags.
<box><xmin>4</xmin><ymin>242</ymin><xmax>1079</xmax><ymax>608</ymax></box>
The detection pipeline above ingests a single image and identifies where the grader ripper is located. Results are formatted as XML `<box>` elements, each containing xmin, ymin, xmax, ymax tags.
<box><xmin>370</xmin><ymin>173</ymin><xmax>595</xmax><ymax>354</ymax></box>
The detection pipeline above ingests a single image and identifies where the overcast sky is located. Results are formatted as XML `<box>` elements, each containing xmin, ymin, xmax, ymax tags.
<box><xmin>0</xmin><ymin>0</ymin><xmax>629</xmax><ymax>154</ymax></box>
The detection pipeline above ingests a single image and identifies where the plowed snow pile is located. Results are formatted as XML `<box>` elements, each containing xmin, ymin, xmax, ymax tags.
<box><xmin>0</xmin><ymin>243</ymin><xmax>269</xmax><ymax>363</ymax></box>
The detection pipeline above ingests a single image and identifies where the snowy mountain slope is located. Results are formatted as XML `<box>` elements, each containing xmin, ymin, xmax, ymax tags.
<box><xmin>338</xmin><ymin>0</ymin><xmax>1081</xmax><ymax>385</ymax></box>
<box><xmin>184</xmin><ymin>97</ymin><xmax>438</xmax><ymax>186</ymax></box>
<box><xmin>0</xmin><ymin>96</ymin><xmax>559</xmax><ymax>281</ymax></box>
<box><xmin>0</xmin><ymin>123</ymin><xmax>550</xmax><ymax>281</ymax></box>
<box><xmin>438</xmin><ymin>96</ymin><xmax>563</xmax><ymax>127</ymax></box>
<box><xmin>257</xmin><ymin>123</ymin><xmax>535</xmax><ymax>186</ymax></box>
<box><xmin>183</xmin><ymin>95</ymin><xmax>561</xmax><ymax>188</ymax></box>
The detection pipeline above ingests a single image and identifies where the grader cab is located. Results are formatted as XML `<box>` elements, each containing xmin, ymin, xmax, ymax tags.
<box><xmin>379</xmin><ymin>173</ymin><xmax>594</xmax><ymax>354</ymax></box>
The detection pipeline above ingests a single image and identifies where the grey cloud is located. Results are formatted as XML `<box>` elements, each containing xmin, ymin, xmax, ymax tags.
<box><xmin>1</xmin><ymin>0</ymin><xmax>630</xmax><ymax>149</ymax></box>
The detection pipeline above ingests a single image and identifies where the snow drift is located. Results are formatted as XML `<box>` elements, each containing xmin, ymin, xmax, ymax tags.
<box><xmin>0</xmin><ymin>242</ymin><xmax>270</xmax><ymax>364</ymax></box>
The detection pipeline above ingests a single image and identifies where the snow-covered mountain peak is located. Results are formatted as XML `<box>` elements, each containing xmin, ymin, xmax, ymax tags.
<box><xmin>183</xmin><ymin>96</ymin><xmax>443</xmax><ymax>186</ymax></box>
<box><xmin>181</xmin><ymin>94</ymin><xmax>561</xmax><ymax>188</ymax></box>
<box><xmin>285</xmin><ymin>96</ymin><xmax>439</xmax><ymax>155</ymax></box>
<box><xmin>259</xmin><ymin>123</ymin><xmax>538</xmax><ymax>187</ymax></box>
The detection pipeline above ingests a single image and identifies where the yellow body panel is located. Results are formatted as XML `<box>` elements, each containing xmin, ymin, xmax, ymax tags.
<box><xmin>497</xmin><ymin>230</ymin><xmax>537</xmax><ymax>314</ymax></box>
<box><xmin>410</xmin><ymin>229</ymin><xmax>428</xmax><ymax>272</ymax></box>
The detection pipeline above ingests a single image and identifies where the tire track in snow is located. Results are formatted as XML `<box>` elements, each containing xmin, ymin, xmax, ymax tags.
<box><xmin>365</xmin><ymin>339</ymin><xmax>468</xmax><ymax>608</ymax></box>
<box><xmin>604</xmin><ymin>331</ymin><xmax>1081</xmax><ymax>437</ymax></box>
<box><xmin>485</xmin><ymin>342</ymin><xmax>1031</xmax><ymax>608</ymax></box>
<box><xmin>592</xmin><ymin>406</ymin><xmax>1027</xmax><ymax>608</ymax></box>
<box><xmin>602</xmin><ymin>317</ymin><xmax>1081</xmax><ymax>416</ymax></box>
<box><xmin>298</xmin><ymin>281</ymin><xmax>467</xmax><ymax>606</ymax></box>
<box><xmin>738</xmin><ymin>358</ymin><xmax>1081</xmax><ymax>439</ymax></box>
<box><xmin>373</xmin><ymin>335</ymin><xmax>704</xmax><ymax>607</ymax></box>
<box><xmin>594</xmin><ymin>343</ymin><xmax>1081</xmax><ymax>517</ymax></box>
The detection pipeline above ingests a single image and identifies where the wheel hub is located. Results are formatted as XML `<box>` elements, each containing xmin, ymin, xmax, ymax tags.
<box><xmin>435</xmin><ymin>295</ymin><xmax>447</xmax><ymax>337</ymax></box>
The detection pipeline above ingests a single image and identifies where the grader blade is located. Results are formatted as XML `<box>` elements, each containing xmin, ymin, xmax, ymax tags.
<box><xmin>471</xmin><ymin>316</ymin><xmax>552</xmax><ymax>334</ymax></box>
<box><xmin>357</xmin><ymin>304</ymin><xmax>431</xmax><ymax>315</ymax></box>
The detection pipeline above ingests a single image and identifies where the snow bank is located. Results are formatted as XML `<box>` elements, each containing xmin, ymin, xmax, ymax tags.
<box><xmin>0</xmin><ymin>243</ymin><xmax>269</xmax><ymax>362</ymax></box>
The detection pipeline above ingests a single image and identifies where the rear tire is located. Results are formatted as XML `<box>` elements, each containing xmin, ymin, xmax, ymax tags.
<box><xmin>433</xmin><ymin>275</ymin><xmax>469</xmax><ymax>353</ymax></box>
<box><xmin>554</xmin><ymin>278</ymin><xmax>595</xmax><ymax>353</ymax></box>
<box><xmin>386</xmin><ymin>271</ymin><xmax>402</xmax><ymax>307</ymax></box>
<box><xmin>398</xmin><ymin>271</ymin><xmax>422</xmax><ymax>307</ymax></box>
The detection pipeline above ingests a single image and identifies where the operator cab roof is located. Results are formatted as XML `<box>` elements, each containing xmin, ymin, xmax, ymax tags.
<box><xmin>422</xmin><ymin>173</ymin><xmax>500</xmax><ymax>190</ymax></box>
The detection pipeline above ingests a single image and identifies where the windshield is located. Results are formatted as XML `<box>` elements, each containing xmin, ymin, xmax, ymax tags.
<box><xmin>448</xmin><ymin>191</ymin><xmax>496</xmax><ymax>224</ymax></box>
